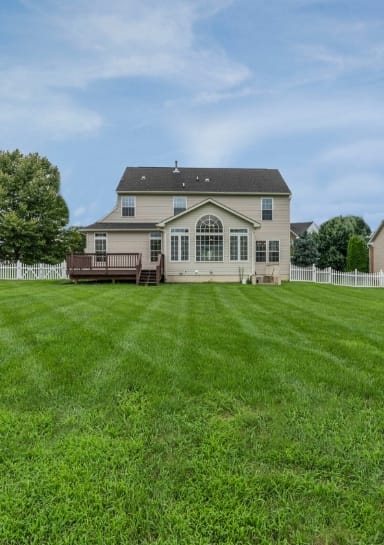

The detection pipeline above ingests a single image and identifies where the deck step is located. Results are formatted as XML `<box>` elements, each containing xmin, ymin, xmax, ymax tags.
<box><xmin>139</xmin><ymin>269</ymin><xmax>158</xmax><ymax>285</ymax></box>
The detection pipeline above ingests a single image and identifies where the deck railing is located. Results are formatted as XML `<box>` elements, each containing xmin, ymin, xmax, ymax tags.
<box><xmin>135</xmin><ymin>254</ymin><xmax>142</xmax><ymax>285</ymax></box>
<box><xmin>66</xmin><ymin>253</ymin><xmax>141</xmax><ymax>273</ymax></box>
<box><xmin>155</xmin><ymin>253</ymin><xmax>164</xmax><ymax>284</ymax></box>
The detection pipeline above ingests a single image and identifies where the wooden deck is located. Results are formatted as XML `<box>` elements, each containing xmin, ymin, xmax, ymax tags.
<box><xmin>66</xmin><ymin>253</ymin><xmax>164</xmax><ymax>285</ymax></box>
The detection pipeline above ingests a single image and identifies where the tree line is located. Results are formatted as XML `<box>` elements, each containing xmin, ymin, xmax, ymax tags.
<box><xmin>292</xmin><ymin>216</ymin><xmax>371</xmax><ymax>272</ymax></box>
<box><xmin>0</xmin><ymin>149</ymin><xmax>84</xmax><ymax>264</ymax></box>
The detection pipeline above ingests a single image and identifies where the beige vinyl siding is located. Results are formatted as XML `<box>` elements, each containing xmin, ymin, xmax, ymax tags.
<box><xmin>103</xmin><ymin>194</ymin><xmax>290</xmax><ymax>225</ymax></box>
<box><xmin>254</xmin><ymin>196</ymin><xmax>290</xmax><ymax>280</ymax></box>
<box><xmin>165</xmin><ymin>204</ymin><xmax>252</xmax><ymax>280</ymax></box>
<box><xmin>371</xmin><ymin>229</ymin><xmax>384</xmax><ymax>272</ymax></box>
<box><xmin>85</xmin><ymin>192</ymin><xmax>290</xmax><ymax>281</ymax></box>
<box><xmin>85</xmin><ymin>232</ymin><xmax>156</xmax><ymax>269</ymax></box>
<box><xmin>161</xmin><ymin>202</ymin><xmax>290</xmax><ymax>281</ymax></box>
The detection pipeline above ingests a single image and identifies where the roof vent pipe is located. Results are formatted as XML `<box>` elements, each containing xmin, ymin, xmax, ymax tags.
<box><xmin>173</xmin><ymin>160</ymin><xmax>180</xmax><ymax>174</ymax></box>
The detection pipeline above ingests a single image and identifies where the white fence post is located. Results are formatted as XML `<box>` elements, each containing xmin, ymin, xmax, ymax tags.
<box><xmin>0</xmin><ymin>260</ymin><xmax>68</xmax><ymax>281</ymax></box>
<box><xmin>16</xmin><ymin>260</ymin><xmax>22</xmax><ymax>280</ymax></box>
<box><xmin>290</xmin><ymin>263</ymin><xmax>384</xmax><ymax>289</ymax></box>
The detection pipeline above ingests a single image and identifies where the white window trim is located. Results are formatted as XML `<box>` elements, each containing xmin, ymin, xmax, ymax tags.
<box><xmin>268</xmin><ymin>239</ymin><xmax>280</xmax><ymax>263</ymax></box>
<box><xmin>121</xmin><ymin>196</ymin><xmax>136</xmax><ymax>217</ymax></box>
<box><xmin>195</xmin><ymin>214</ymin><xmax>224</xmax><ymax>263</ymax></box>
<box><xmin>170</xmin><ymin>228</ymin><xmax>190</xmax><ymax>263</ymax></box>
<box><xmin>229</xmin><ymin>228</ymin><xmax>249</xmax><ymax>262</ymax></box>
<box><xmin>173</xmin><ymin>196</ymin><xmax>187</xmax><ymax>215</ymax></box>
<box><xmin>149</xmin><ymin>232</ymin><xmax>162</xmax><ymax>262</ymax></box>
<box><xmin>261</xmin><ymin>197</ymin><xmax>273</xmax><ymax>221</ymax></box>
<box><xmin>94</xmin><ymin>232</ymin><xmax>107</xmax><ymax>253</ymax></box>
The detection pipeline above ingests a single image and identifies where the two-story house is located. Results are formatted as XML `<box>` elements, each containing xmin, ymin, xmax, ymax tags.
<box><xmin>72</xmin><ymin>164</ymin><xmax>292</xmax><ymax>284</ymax></box>
<box><xmin>368</xmin><ymin>220</ymin><xmax>384</xmax><ymax>273</ymax></box>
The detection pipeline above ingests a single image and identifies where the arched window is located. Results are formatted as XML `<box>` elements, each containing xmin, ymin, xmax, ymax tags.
<box><xmin>196</xmin><ymin>215</ymin><xmax>223</xmax><ymax>261</ymax></box>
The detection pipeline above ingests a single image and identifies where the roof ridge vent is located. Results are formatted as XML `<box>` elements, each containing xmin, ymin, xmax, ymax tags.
<box><xmin>173</xmin><ymin>160</ymin><xmax>180</xmax><ymax>174</ymax></box>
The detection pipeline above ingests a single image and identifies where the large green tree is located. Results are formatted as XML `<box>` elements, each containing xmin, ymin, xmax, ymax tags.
<box><xmin>0</xmin><ymin>150</ymin><xmax>69</xmax><ymax>263</ymax></box>
<box><xmin>317</xmin><ymin>215</ymin><xmax>371</xmax><ymax>271</ymax></box>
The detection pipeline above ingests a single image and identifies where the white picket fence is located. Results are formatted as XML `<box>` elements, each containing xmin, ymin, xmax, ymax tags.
<box><xmin>290</xmin><ymin>264</ymin><xmax>384</xmax><ymax>288</ymax></box>
<box><xmin>0</xmin><ymin>261</ymin><xmax>68</xmax><ymax>280</ymax></box>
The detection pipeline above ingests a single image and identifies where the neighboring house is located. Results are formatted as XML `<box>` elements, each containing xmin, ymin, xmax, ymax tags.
<box><xmin>77</xmin><ymin>164</ymin><xmax>292</xmax><ymax>283</ymax></box>
<box><xmin>368</xmin><ymin>220</ymin><xmax>384</xmax><ymax>272</ymax></box>
<box><xmin>290</xmin><ymin>221</ymin><xmax>319</xmax><ymax>244</ymax></box>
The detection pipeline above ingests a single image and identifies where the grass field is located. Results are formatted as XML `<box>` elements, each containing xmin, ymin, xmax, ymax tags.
<box><xmin>1</xmin><ymin>281</ymin><xmax>384</xmax><ymax>545</ymax></box>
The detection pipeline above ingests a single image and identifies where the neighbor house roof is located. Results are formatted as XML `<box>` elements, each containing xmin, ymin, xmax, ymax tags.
<box><xmin>116</xmin><ymin>166</ymin><xmax>291</xmax><ymax>195</ymax></box>
<box><xmin>368</xmin><ymin>220</ymin><xmax>384</xmax><ymax>245</ymax></box>
<box><xmin>81</xmin><ymin>222</ymin><xmax>157</xmax><ymax>232</ymax></box>
<box><xmin>290</xmin><ymin>222</ymin><xmax>314</xmax><ymax>237</ymax></box>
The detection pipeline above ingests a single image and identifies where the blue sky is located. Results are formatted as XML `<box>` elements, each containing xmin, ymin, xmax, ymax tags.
<box><xmin>1</xmin><ymin>0</ymin><xmax>384</xmax><ymax>230</ymax></box>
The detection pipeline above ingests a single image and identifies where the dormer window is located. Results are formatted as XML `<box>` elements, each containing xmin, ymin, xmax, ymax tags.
<box><xmin>122</xmin><ymin>196</ymin><xmax>136</xmax><ymax>217</ymax></box>
<box><xmin>173</xmin><ymin>196</ymin><xmax>187</xmax><ymax>215</ymax></box>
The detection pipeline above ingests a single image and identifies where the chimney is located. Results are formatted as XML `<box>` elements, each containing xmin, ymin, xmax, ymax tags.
<box><xmin>173</xmin><ymin>160</ymin><xmax>180</xmax><ymax>174</ymax></box>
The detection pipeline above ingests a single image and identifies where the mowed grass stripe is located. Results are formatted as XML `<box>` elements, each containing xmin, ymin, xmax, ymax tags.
<box><xmin>1</xmin><ymin>281</ymin><xmax>384</xmax><ymax>544</ymax></box>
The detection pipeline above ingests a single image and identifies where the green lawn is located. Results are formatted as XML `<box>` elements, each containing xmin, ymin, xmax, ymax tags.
<box><xmin>1</xmin><ymin>281</ymin><xmax>384</xmax><ymax>545</ymax></box>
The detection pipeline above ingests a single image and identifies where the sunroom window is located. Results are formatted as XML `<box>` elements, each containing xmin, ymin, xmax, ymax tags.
<box><xmin>196</xmin><ymin>215</ymin><xmax>223</xmax><ymax>262</ymax></box>
<box><xmin>171</xmin><ymin>228</ymin><xmax>189</xmax><ymax>261</ymax></box>
<box><xmin>230</xmin><ymin>229</ymin><xmax>248</xmax><ymax>261</ymax></box>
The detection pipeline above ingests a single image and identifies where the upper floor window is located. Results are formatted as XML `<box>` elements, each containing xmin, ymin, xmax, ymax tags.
<box><xmin>173</xmin><ymin>196</ymin><xmax>187</xmax><ymax>216</ymax></box>
<box><xmin>230</xmin><ymin>229</ymin><xmax>248</xmax><ymax>261</ymax></box>
<box><xmin>261</xmin><ymin>198</ymin><xmax>273</xmax><ymax>220</ymax></box>
<box><xmin>122</xmin><ymin>196</ymin><xmax>136</xmax><ymax>217</ymax></box>
<box><xmin>196</xmin><ymin>215</ymin><xmax>223</xmax><ymax>262</ymax></box>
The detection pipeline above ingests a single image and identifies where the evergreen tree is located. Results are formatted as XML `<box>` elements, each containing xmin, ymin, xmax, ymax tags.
<box><xmin>292</xmin><ymin>232</ymin><xmax>319</xmax><ymax>267</ymax></box>
<box><xmin>346</xmin><ymin>235</ymin><xmax>369</xmax><ymax>272</ymax></box>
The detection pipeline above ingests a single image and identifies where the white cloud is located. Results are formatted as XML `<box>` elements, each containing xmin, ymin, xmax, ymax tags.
<box><xmin>0</xmin><ymin>0</ymin><xmax>251</xmax><ymax>141</ymax></box>
<box><xmin>319</xmin><ymin>139</ymin><xmax>384</xmax><ymax>165</ymax></box>
<box><xmin>172</xmin><ymin>95</ymin><xmax>384</xmax><ymax>165</ymax></box>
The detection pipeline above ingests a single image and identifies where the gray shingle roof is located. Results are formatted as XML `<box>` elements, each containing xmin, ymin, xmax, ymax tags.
<box><xmin>290</xmin><ymin>222</ymin><xmax>314</xmax><ymax>237</ymax></box>
<box><xmin>116</xmin><ymin>166</ymin><xmax>291</xmax><ymax>194</ymax></box>
<box><xmin>81</xmin><ymin>222</ymin><xmax>157</xmax><ymax>231</ymax></box>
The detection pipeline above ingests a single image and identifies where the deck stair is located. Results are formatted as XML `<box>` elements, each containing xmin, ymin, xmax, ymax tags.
<box><xmin>139</xmin><ymin>269</ymin><xmax>158</xmax><ymax>285</ymax></box>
